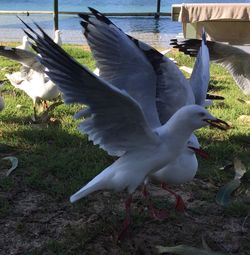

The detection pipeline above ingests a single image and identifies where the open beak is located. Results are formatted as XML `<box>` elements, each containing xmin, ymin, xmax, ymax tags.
<box><xmin>204</xmin><ymin>118</ymin><xmax>230</xmax><ymax>130</ymax></box>
<box><xmin>188</xmin><ymin>146</ymin><xmax>209</xmax><ymax>159</ymax></box>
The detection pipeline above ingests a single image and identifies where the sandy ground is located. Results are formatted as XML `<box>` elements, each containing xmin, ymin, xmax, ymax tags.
<box><xmin>0</xmin><ymin>176</ymin><xmax>249</xmax><ymax>255</ymax></box>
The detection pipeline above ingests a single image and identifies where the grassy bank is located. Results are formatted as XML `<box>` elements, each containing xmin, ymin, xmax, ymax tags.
<box><xmin>0</xmin><ymin>45</ymin><xmax>249</xmax><ymax>254</ymax></box>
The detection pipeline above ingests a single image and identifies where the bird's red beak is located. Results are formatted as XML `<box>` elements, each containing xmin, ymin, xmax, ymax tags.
<box><xmin>188</xmin><ymin>146</ymin><xmax>209</xmax><ymax>159</ymax></box>
<box><xmin>204</xmin><ymin>118</ymin><xmax>230</xmax><ymax>130</ymax></box>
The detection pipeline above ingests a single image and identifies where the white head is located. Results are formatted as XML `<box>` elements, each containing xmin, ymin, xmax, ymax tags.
<box><xmin>21</xmin><ymin>35</ymin><xmax>30</xmax><ymax>50</ymax></box>
<box><xmin>22</xmin><ymin>35</ymin><xmax>28</xmax><ymax>43</ymax></box>
<box><xmin>54</xmin><ymin>30</ymin><xmax>61</xmax><ymax>36</ymax></box>
<box><xmin>173</xmin><ymin>105</ymin><xmax>229</xmax><ymax>131</ymax></box>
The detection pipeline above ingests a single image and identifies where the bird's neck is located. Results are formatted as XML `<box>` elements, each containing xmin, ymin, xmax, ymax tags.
<box><xmin>157</xmin><ymin>117</ymin><xmax>194</xmax><ymax>149</ymax></box>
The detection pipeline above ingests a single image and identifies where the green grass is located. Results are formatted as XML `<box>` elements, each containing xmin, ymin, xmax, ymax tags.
<box><xmin>0</xmin><ymin>46</ymin><xmax>249</xmax><ymax>254</ymax></box>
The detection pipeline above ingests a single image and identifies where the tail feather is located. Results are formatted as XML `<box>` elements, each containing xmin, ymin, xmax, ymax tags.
<box><xmin>70</xmin><ymin>180</ymin><xmax>106</xmax><ymax>203</ymax></box>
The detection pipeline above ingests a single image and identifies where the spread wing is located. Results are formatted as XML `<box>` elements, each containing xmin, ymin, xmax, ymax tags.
<box><xmin>79</xmin><ymin>8</ymin><xmax>161</xmax><ymax>129</ymax></box>
<box><xmin>80</xmin><ymin>7</ymin><xmax>193</xmax><ymax>125</ymax></box>
<box><xmin>189</xmin><ymin>31</ymin><xmax>210</xmax><ymax>106</ymax></box>
<box><xmin>171</xmin><ymin>38</ymin><xmax>250</xmax><ymax>95</ymax></box>
<box><xmin>22</xmin><ymin>21</ymin><xmax>160</xmax><ymax>156</ymax></box>
<box><xmin>130</xmin><ymin>38</ymin><xmax>194</xmax><ymax>123</ymax></box>
<box><xmin>0</xmin><ymin>46</ymin><xmax>44</xmax><ymax>73</ymax></box>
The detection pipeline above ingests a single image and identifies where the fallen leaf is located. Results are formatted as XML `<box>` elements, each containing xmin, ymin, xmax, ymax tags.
<box><xmin>219</xmin><ymin>163</ymin><xmax>233</xmax><ymax>171</ymax></box>
<box><xmin>215</xmin><ymin>179</ymin><xmax>241</xmax><ymax>206</ymax></box>
<box><xmin>234</xmin><ymin>158</ymin><xmax>246</xmax><ymax>180</ymax></box>
<box><xmin>237</xmin><ymin>115</ymin><xmax>250</xmax><ymax>123</ymax></box>
<box><xmin>237</xmin><ymin>98</ymin><xmax>250</xmax><ymax>104</ymax></box>
<box><xmin>156</xmin><ymin>245</ymin><xmax>225</xmax><ymax>255</ymax></box>
<box><xmin>1</xmin><ymin>156</ymin><xmax>18</xmax><ymax>176</ymax></box>
<box><xmin>216</xmin><ymin>158</ymin><xmax>246</xmax><ymax>206</ymax></box>
<box><xmin>179</xmin><ymin>66</ymin><xmax>193</xmax><ymax>74</ymax></box>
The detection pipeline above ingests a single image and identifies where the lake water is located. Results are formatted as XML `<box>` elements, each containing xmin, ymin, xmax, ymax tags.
<box><xmin>0</xmin><ymin>0</ymin><xmax>250</xmax><ymax>48</ymax></box>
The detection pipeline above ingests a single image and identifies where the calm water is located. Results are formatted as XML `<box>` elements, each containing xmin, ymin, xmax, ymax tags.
<box><xmin>0</xmin><ymin>0</ymin><xmax>250</xmax><ymax>46</ymax></box>
<box><xmin>1</xmin><ymin>0</ymin><xmax>250</xmax><ymax>12</ymax></box>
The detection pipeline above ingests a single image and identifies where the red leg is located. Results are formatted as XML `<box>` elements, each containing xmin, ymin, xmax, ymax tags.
<box><xmin>161</xmin><ymin>183</ymin><xmax>186</xmax><ymax>212</ymax></box>
<box><xmin>117</xmin><ymin>195</ymin><xmax>132</xmax><ymax>241</ymax></box>
<box><xmin>43</xmin><ymin>100</ymin><xmax>48</xmax><ymax>110</ymax></box>
<box><xmin>142</xmin><ymin>185</ymin><xmax>168</xmax><ymax>220</ymax></box>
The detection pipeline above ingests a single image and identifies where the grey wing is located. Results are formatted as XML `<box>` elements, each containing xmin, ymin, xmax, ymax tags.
<box><xmin>23</xmin><ymin>22</ymin><xmax>160</xmax><ymax>156</ymax></box>
<box><xmin>129</xmin><ymin>37</ymin><xmax>194</xmax><ymax>123</ymax></box>
<box><xmin>171</xmin><ymin>38</ymin><xmax>250</xmax><ymax>95</ymax></box>
<box><xmin>0</xmin><ymin>46</ymin><xmax>44</xmax><ymax>73</ymax></box>
<box><xmin>210</xmin><ymin>43</ymin><xmax>250</xmax><ymax>95</ymax></box>
<box><xmin>155</xmin><ymin>58</ymin><xmax>194</xmax><ymax>123</ymax></box>
<box><xmin>189</xmin><ymin>32</ymin><xmax>210</xmax><ymax>106</ymax></box>
<box><xmin>79</xmin><ymin>8</ymin><xmax>161</xmax><ymax>129</ymax></box>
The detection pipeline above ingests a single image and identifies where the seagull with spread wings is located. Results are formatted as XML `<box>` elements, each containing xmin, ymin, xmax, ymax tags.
<box><xmin>20</xmin><ymin>16</ymin><xmax>229</xmax><ymax>238</ymax></box>
<box><xmin>78</xmin><ymin>8</ymin><xmax>210</xmax><ymax>213</ymax></box>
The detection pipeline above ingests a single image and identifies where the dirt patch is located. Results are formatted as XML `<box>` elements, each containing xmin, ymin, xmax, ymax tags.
<box><xmin>0</xmin><ymin>179</ymin><xmax>249</xmax><ymax>255</ymax></box>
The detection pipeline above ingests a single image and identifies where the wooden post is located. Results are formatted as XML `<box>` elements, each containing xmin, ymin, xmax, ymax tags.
<box><xmin>53</xmin><ymin>0</ymin><xmax>59</xmax><ymax>31</ymax></box>
<box><xmin>155</xmin><ymin>0</ymin><xmax>161</xmax><ymax>19</ymax></box>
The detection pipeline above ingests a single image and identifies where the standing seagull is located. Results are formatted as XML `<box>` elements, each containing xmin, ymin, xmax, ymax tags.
<box><xmin>54</xmin><ymin>30</ymin><xmax>62</xmax><ymax>46</ymax></box>
<box><xmin>171</xmin><ymin>38</ymin><xmax>250</xmax><ymax>95</ymax></box>
<box><xmin>21</xmin><ymin>20</ymin><xmax>229</xmax><ymax>235</ymax></box>
<box><xmin>0</xmin><ymin>45</ymin><xmax>59</xmax><ymax>120</ymax></box>
<box><xmin>16</xmin><ymin>35</ymin><xmax>31</xmax><ymax>51</ymax></box>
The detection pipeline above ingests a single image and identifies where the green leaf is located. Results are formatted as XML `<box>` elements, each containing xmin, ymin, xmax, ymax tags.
<box><xmin>156</xmin><ymin>245</ymin><xmax>225</xmax><ymax>255</ymax></box>
<box><xmin>233</xmin><ymin>158</ymin><xmax>246</xmax><ymax>180</ymax></box>
<box><xmin>1</xmin><ymin>156</ymin><xmax>18</xmax><ymax>176</ymax></box>
<box><xmin>216</xmin><ymin>179</ymin><xmax>241</xmax><ymax>206</ymax></box>
<box><xmin>216</xmin><ymin>158</ymin><xmax>247</xmax><ymax>206</ymax></box>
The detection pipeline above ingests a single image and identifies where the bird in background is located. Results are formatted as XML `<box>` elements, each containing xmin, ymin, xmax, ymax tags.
<box><xmin>0</xmin><ymin>31</ymin><xmax>61</xmax><ymax>120</ymax></box>
<box><xmin>16</xmin><ymin>35</ymin><xmax>31</xmax><ymax>51</ymax></box>
<box><xmin>171</xmin><ymin>38</ymin><xmax>250</xmax><ymax>95</ymax></box>
<box><xmin>54</xmin><ymin>30</ymin><xmax>62</xmax><ymax>46</ymax></box>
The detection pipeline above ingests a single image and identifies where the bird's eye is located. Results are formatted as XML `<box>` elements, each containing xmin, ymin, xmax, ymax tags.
<box><xmin>199</xmin><ymin>112</ymin><xmax>206</xmax><ymax>117</ymax></box>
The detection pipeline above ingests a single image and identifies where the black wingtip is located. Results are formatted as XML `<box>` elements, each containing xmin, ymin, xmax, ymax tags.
<box><xmin>80</xmin><ymin>20</ymin><xmax>88</xmax><ymax>30</ymax></box>
<box><xmin>206</xmin><ymin>94</ymin><xmax>225</xmax><ymax>100</ymax></box>
<box><xmin>170</xmin><ymin>38</ymin><xmax>178</xmax><ymax>42</ymax></box>
<box><xmin>88</xmin><ymin>7</ymin><xmax>112</xmax><ymax>25</ymax></box>
<box><xmin>78</xmin><ymin>12</ymin><xmax>90</xmax><ymax>22</ymax></box>
<box><xmin>22</xmin><ymin>29</ymin><xmax>35</xmax><ymax>42</ymax></box>
<box><xmin>17</xmin><ymin>16</ymin><xmax>37</xmax><ymax>35</ymax></box>
<box><xmin>202</xmin><ymin>28</ymin><xmax>207</xmax><ymax>44</ymax></box>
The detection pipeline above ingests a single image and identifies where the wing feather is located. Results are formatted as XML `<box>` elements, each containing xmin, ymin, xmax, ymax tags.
<box><xmin>22</xmin><ymin>21</ymin><xmax>160</xmax><ymax>156</ymax></box>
